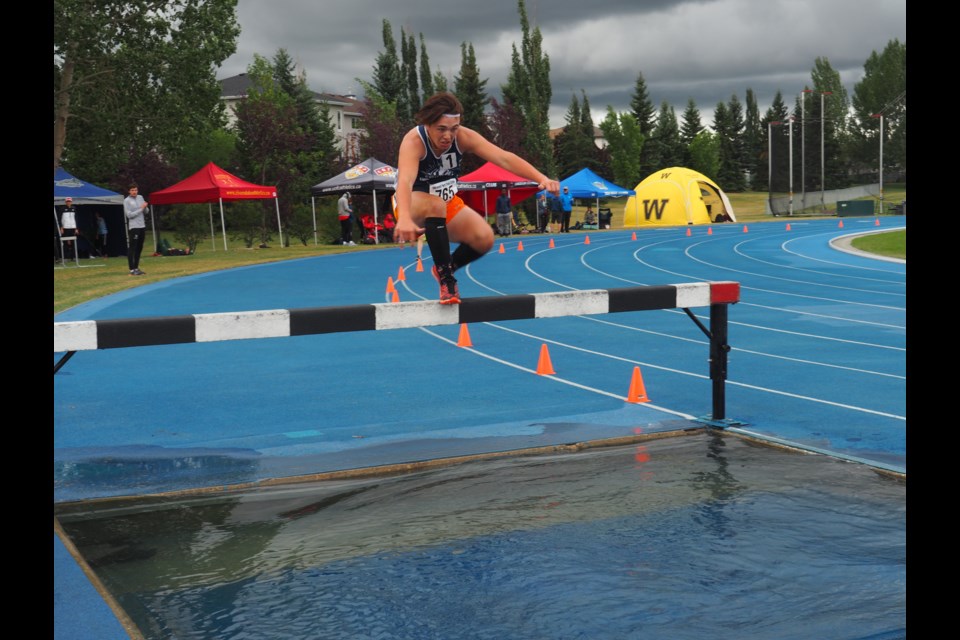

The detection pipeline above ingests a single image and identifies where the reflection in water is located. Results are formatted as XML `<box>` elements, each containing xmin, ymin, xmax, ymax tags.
<box><xmin>56</xmin><ymin>433</ymin><xmax>905</xmax><ymax>640</ymax></box>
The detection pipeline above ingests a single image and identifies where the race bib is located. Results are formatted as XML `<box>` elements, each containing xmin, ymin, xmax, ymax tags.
<box><xmin>429</xmin><ymin>178</ymin><xmax>458</xmax><ymax>202</ymax></box>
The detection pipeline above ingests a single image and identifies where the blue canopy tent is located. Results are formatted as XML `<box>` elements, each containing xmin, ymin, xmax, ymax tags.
<box><xmin>539</xmin><ymin>168</ymin><xmax>635</xmax><ymax>228</ymax></box>
<box><xmin>53</xmin><ymin>168</ymin><xmax>126</xmax><ymax>266</ymax></box>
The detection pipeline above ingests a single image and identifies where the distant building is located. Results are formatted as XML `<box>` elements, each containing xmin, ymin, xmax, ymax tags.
<box><xmin>549</xmin><ymin>125</ymin><xmax>608</xmax><ymax>150</ymax></box>
<box><xmin>219</xmin><ymin>73</ymin><xmax>364</xmax><ymax>162</ymax></box>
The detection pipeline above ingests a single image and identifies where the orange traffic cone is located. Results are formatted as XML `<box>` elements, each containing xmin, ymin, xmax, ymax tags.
<box><xmin>631</xmin><ymin>232</ymin><xmax>637</xmax><ymax>240</ymax></box>
<box><xmin>549</xmin><ymin>238</ymin><xmax>555</xmax><ymax>248</ymax></box>
<box><xmin>838</xmin><ymin>220</ymin><xmax>844</xmax><ymax>228</ymax></box>
<box><xmin>626</xmin><ymin>366</ymin><xmax>650</xmax><ymax>403</ymax></box>
<box><xmin>457</xmin><ymin>323</ymin><xmax>472</xmax><ymax>347</ymax></box>
<box><xmin>536</xmin><ymin>344</ymin><xmax>555</xmax><ymax>375</ymax></box>
<box><xmin>391</xmin><ymin>290</ymin><xmax>400</xmax><ymax>303</ymax></box>
<box><xmin>875</xmin><ymin>218</ymin><xmax>881</xmax><ymax>226</ymax></box>
<box><xmin>499</xmin><ymin>243</ymin><xmax>505</xmax><ymax>254</ymax></box>
<box><xmin>584</xmin><ymin>235</ymin><xmax>591</xmax><ymax>245</ymax></box>
<box><xmin>397</xmin><ymin>265</ymin><xmax>406</xmax><ymax>282</ymax></box>
<box><xmin>707</xmin><ymin>227</ymin><xmax>713</xmax><ymax>235</ymax></box>
<box><xmin>416</xmin><ymin>257</ymin><xmax>424</xmax><ymax>272</ymax></box>
<box><xmin>517</xmin><ymin>241</ymin><xmax>524</xmax><ymax>251</ymax></box>
<box><xmin>386</xmin><ymin>276</ymin><xmax>396</xmax><ymax>293</ymax></box>
<box><xmin>786</xmin><ymin>223</ymin><xmax>792</xmax><ymax>231</ymax></box>
<box><xmin>686</xmin><ymin>227</ymin><xmax>692</xmax><ymax>236</ymax></box>
<box><xmin>742</xmin><ymin>225</ymin><xmax>749</xmax><ymax>233</ymax></box>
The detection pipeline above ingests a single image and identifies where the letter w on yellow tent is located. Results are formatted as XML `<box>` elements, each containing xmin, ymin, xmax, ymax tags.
<box><xmin>623</xmin><ymin>167</ymin><xmax>737</xmax><ymax>227</ymax></box>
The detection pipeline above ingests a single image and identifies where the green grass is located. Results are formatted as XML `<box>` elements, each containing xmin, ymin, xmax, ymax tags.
<box><xmin>850</xmin><ymin>230</ymin><xmax>906</xmax><ymax>260</ymax></box>
<box><xmin>55</xmin><ymin>185</ymin><xmax>906</xmax><ymax>315</ymax></box>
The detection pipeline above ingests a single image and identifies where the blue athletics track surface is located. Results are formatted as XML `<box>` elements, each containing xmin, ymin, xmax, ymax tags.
<box><xmin>53</xmin><ymin>216</ymin><xmax>906</xmax><ymax>638</ymax></box>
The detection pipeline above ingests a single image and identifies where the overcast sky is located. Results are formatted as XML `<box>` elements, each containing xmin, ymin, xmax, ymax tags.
<box><xmin>217</xmin><ymin>0</ymin><xmax>906</xmax><ymax>129</ymax></box>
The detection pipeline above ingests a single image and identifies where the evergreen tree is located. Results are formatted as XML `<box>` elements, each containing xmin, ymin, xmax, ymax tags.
<box><xmin>761</xmin><ymin>92</ymin><xmax>791</xmax><ymax>194</ymax></box>
<box><xmin>629</xmin><ymin>71</ymin><xmax>657</xmax><ymax>178</ymax></box>
<box><xmin>743</xmin><ymin>89</ymin><xmax>764</xmax><ymax>190</ymax></box>
<box><xmin>717</xmin><ymin>94</ymin><xmax>746</xmax><ymax>190</ymax></box>
<box><xmin>555</xmin><ymin>93</ymin><xmax>595</xmax><ymax>178</ymax></box>
<box><xmin>371</xmin><ymin>20</ymin><xmax>405</xmax><ymax>114</ymax></box>
<box><xmin>454</xmin><ymin>43</ymin><xmax>489</xmax><ymax>133</ymax></box>
<box><xmin>419</xmin><ymin>34</ymin><xmax>435</xmax><ymax>101</ymax></box>
<box><xmin>598</xmin><ymin>107</ymin><xmax>643</xmax><ymax>189</ymax></box>
<box><xmin>579</xmin><ymin>91</ymin><xmax>602</xmax><ymax>173</ymax></box>
<box><xmin>679</xmin><ymin>98</ymin><xmax>704</xmax><ymax>167</ymax></box>
<box><xmin>648</xmin><ymin>102</ymin><xmax>683</xmax><ymax>169</ymax></box>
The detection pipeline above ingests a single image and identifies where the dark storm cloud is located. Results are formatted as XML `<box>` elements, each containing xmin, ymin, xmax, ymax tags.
<box><xmin>219</xmin><ymin>0</ymin><xmax>905</xmax><ymax>127</ymax></box>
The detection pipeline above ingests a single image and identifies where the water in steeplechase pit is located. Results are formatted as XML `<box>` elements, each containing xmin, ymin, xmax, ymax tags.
<box><xmin>55</xmin><ymin>431</ymin><xmax>905</xmax><ymax>640</ymax></box>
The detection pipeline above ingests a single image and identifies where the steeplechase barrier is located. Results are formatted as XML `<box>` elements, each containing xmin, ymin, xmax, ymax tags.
<box><xmin>54</xmin><ymin>282</ymin><xmax>740</xmax><ymax>421</ymax></box>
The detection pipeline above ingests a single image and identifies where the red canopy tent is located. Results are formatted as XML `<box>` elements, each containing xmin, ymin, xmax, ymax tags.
<box><xmin>457</xmin><ymin>162</ymin><xmax>540</xmax><ymax>216</ymax></box>
<box><xmin>150</xmin><ymin>162</ymin><xmax>281</xmax><ymax>250</ymax></box>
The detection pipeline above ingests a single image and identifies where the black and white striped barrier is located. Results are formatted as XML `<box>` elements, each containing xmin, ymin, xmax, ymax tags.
<box><xmin>54</xmin><ymin>282</ymin><xmax>740</xmax><ymax>420</ymax></box>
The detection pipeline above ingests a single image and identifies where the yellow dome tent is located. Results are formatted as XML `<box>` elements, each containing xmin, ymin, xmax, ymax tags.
<box><xmin>623</xmin><ymin>167</ymin><xmax>736</xmax><ymax>227</ymax></box>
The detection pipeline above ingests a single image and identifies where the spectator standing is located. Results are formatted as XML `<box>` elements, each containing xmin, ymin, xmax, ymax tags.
<box><xmin>124</xmin><ymin>183</ymin><xmax>148</xmax><ymax>275</ymax></box>
<box><xmin>60</xmin><ymin>197</ymin><xmax>77</xmax><ymax>258</ymax></box>
<box><xmin>559</xmin><ymin>186</ymin><xmax>574</xmax><ymax>232</ymax></box>
<box><xmin>495</xmin><ymin>189</ymin><xmax>512</xmax><ymax>236</ymax></box>
<box><xmin>95</xmin><ymin>211</ymin><xmax>108</xmax><ymax>257</ymax></box>
<box><xmin>337</xmin><ymin>192</ymin><xmax>356</xmax><ymax>246</ymax></box>
<box><xmin>536</xmin><ymin>193</ymin><xmax>549</xmax><ymax>232</ymax></box>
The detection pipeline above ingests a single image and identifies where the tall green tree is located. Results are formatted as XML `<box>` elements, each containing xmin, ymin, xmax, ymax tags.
<box><xmin>598</xmin><ymin>107</ymin><xmax>644</xmax><ymax>189</ymax></box>
<box><xmin>679</xmin><ymin>98</ymin><xmax>704</xmax><ymax>167</ymax></box>
<box><xmin>717</xmin><ymin>94</ymin><xmax>746</xmax><ymax>190</ymax></box>
<box><xmin>401</xmin><ymin>28</ymin><xmax>420</xmax><ymax>117</ymax></box>
<box><xmin>355</xmin><ymin>83</ymin><xmax>405</xmax><ymax>165</ymax></box>
<box><xmin>808</xmin><ymin>58</ymin><xmax>849</xmax><ymax>191</ymax></box>
<box><xmin>742</xmin><ymin>89</ymin><xmax>764</xmax><ymax>189</ymax></box>
<box><xmin>418</xmin><ymin>34</ymin><xmax>435</xmax><ymax>102</ymax></box>
<box><xmin>554</xmin><ymin>93</ymin><xmax>593</xmax><ymax>178</ymax></box>
<box><xmin>454</xmin><ymin>42</ymin><xmax>490</xmax><ymax>173</ymax></box>
<box><xmin>647</xmin><ymin>102</ymin><xmax>683</xmax><ymax>170</ymax></box>
<box><xmin>761</xmin><ymin>91</ymin><xmax>791</xmax><ymax>194</ymax></box>
<box><xmin>502</xmin><ymin>0</ymin><xmax>554</xmax><ymax>176</ymax></box>
<box><xmin>849</xmin><ymin>39</ymin><xmax>906</xmax><ymax>178</ymax></box>
<box><xmin>53</xmin><ymin>0</ymin><xmax>239</xmax><ymax>181</ymax></box>
<box><xmin>233</xmin><ymin>56</ymin><xmax>308</xmax><ymax>245</ymax></box>
<box><xmin>687</xmin><ymin>130</ymin><xmax>720</xmax><ymax>180</ymax></box>
<box><xmin>629</xmin><ymin>71</ymin><xmax>657</xmax><ymax>178</ymax></box>
<box><xmin>371</xmin><ymin>19</ymin><xmax>405</xmax><ymax>116</ymax></box>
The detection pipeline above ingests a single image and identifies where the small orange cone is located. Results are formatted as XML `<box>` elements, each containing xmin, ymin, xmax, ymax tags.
<box><xmin>498</xmin><ymin>243</ymin><xmax>505</xmax><ymax>254</ymax></box>
<box><xmin>742</xmin><ymin>225</ymin><xmax>749</xmax><ymax>233</ymax></box>
<box><xmin>875</xmin><ymin>218</ymin><xmax>881</xmax><ymax>226</ymax></box>
<box><xmin>626</xmin><ymin>366</ymin><xmax>650</xmax><ymax>403</ymax></box>
<box><xmin>549</xmin><ymin>238</ymin><xmax>555</xmax><ymax>248</ymax></box>
<box><xmin>707</xmin><ymin>227</ymin><xmax>713</xmax><ymax>235</ymax></box>
<box><xmin>416</xmin><ymin>257</ymin><xmax>424</xmax><ymax>272</ymax></box>
<box><xmin>786</xmin><ymin>223</ymin><xmax>792</xmax><ymax>231</ymax></box>
<box><xmin>838</xmin><ymin>220</ymin><xmax>844</xmax><ymax>228</ymax></box>
<box><xmin>631</xmin><ymin>232</ymin><xmax>637</xmax><ymax>240</ymax></box>
<box><xmin>397</xmin><ymin>265</ymin><xmax>406</xmax><ymax>281</ymax></box>
<box><xmin>536</xmin><ymin>344</ymin><xmax>555</xmax><ymax>375</ymax></box>
<box><xmin>457</xmin><ymin>323</ymin><xmax>472</xmax><ymax>347</ymax></box>
<box><xmin>584</xmin><ymin>235</ymin><xmax>591</xmax><ymax>245</ymax></box>
<box><xmin>386</xmin><ymin>276</ymin><xmax>396</xmax><ymax>293</ymax></box>
<box><xmin>686</xmin><ymin>227</ymin><xmax>692</xmax><ymax>237</ymax></box>
<box><xmin>391</xmin><ymin>290</ymin><xmax>400</xmax><ymax>303</ymax></box>
<box><xmin>517</xmin><ymin>241</ymin><xmax>524</xmax><ymax>251</ymax></box>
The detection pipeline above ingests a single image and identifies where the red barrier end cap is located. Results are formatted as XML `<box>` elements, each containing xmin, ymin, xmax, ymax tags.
<box><xmin>710</xmin><ymin>282</ymin><xmax>740</xmax><ymax>304</ymax></box>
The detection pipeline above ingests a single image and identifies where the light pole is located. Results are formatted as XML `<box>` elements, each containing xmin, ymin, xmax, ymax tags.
<box><xmin>768</xmin><ymin>120</ymin><xmax>782</xmax><ymax>214</ymax></box>
<box><xmin>820</xmin><ymin>91</ymin><xmax>832</xmax><ymax>210</ymax></box>
<box><xmin>872</xmin><ymin>113</ymin><xmax>884</xmax><ymax>214</ymax></box>
<box><xmin>801</xmin><ymin>89</ymin><xmax>812</xmax><ymax>210</ymax></box>
<box><xmin>787</xmin><ymin>116</ymin><xmax>795</xmax><ymax>216</ymax></box>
